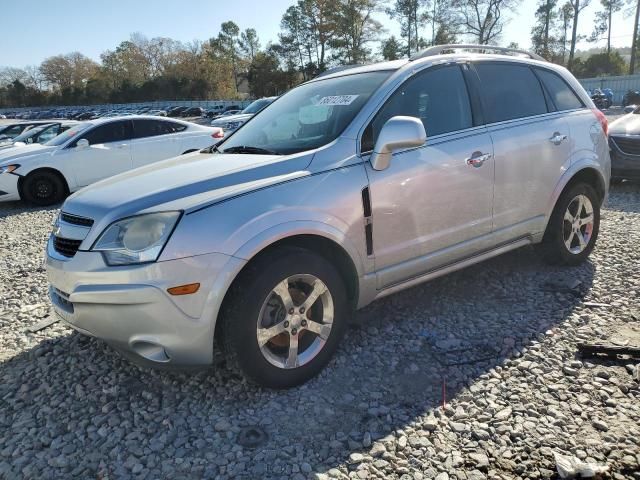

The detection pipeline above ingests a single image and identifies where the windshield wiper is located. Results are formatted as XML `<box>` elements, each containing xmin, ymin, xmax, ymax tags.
<box><xmin>201</xmin><ymin>144</ymin><xmax>221</xmax><ymax>154</ymax></box>
<box><xmin>222</xmin><ymin>146</ymin><xmax>281</xmax><ymax>155</ymax></box>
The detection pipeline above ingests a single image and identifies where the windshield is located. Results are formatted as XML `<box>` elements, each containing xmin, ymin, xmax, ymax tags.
<box><xmin>220</xmin><ymin>71</ymin><xmax>391</xmax><ymax>155</ymax></box>
<box><xmin>45</xmin><ymin>122</ymin><xmax>90</xmax><ymax>146</ymax></box>
<box><xmin>242</xmin><ymin>98</ymin><xmax>273</xmax><ymax>114</ymax></box>
<box><xmin>12</xmin><ymin>124</ymin><xmax>51</xmax><ymax>143</ymax></box>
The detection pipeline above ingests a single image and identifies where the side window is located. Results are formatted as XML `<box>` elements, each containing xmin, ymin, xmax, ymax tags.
<box><xmin>133</xmin><ymin>119</ymin><xmax>164</xmax><ymax>139</ymax></box>
<box><xmin>161</xmin><ymin>121</ymin><xmax>187</xmax><ymax>134</ymax></box>
<box><xmin>362</xmin><ymin>65</ymin><xmax>473</xmax><ymax>152</ymax></box>
<box><xmin>36</xmin><ymin>125</ymin><xmax>59</xmax><ymax>143</ymax></box>
<box><xmin>81</xmin><ymin>121</ymin><xmax>132</xmax><ymax>145</ymax></box>
<box><xmin>535</xmin><ymin>69</ymin><xmax>584</xmax><ymax>111</ymax></box>
<box><xmin>474</xmin><ymin>63</ymin><xmax>547</xmax><ymax>123</ymax></box>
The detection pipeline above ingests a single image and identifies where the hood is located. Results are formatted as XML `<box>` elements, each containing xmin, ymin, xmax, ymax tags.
<box><xmin>63</xmin><ymin>150</ymin><xmax>313</xmax><ymax>223</ymax></box>
<box><xmin>211</xmin><ymin>113</ymin><xmax>253</xmax><ymax>125</ymax></box>
<box><xmin>609</xmin><ymin>112</ymin><xmax>640</xmax><ymax>136</ymax></box>
<box><xmin>0</xmin><ymin>143</ymin><xmax>55</xmax><ymax>165</ymax></box>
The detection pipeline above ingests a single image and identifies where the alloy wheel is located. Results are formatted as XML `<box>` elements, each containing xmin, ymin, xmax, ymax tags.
<box><xmin>563</xmin><ymin>194</ymin><xmax>594</xmax><ymax>254</ymax></box>
<box><xmin>256</xmin><ymin>274</ymin><xmax>334</xmax><ymax>369</ymax></box>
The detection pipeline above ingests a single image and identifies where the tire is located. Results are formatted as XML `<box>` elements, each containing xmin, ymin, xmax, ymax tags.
<box><xmin>538</xmin><ymin>183</ymin><xmax>600</xmax><ymax>266</ymax></box>
<box><xmin>22</xmin><ymin>171</ymin><xmax>66</xmax><ymax>206</ymax></box>
<box><xmin>219</xmin><ymin>246</ymin><xmax>349</xmax><ymax>388</ymax></box>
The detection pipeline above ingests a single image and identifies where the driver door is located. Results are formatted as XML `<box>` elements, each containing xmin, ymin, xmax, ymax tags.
<box><xmin>363</xmin><ymin>64</ymin><xmax>495</xmax><ymax>289</ymax></box>
<box><xmin>71</xmin><ymin>120</ymin><xmax>133</xmax><ymax>186</ymax></box>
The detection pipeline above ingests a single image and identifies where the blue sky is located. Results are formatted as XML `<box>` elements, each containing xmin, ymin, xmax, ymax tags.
<box><xmin>2</xmin><ymin>0</ymin><xmax>635</xmax><ymax>68</ymax></box>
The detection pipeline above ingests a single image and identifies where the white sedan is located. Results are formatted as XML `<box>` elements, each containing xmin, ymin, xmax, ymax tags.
<box><xmin>0</xmin><ymin>116</ymin><xmax>223</xmax><ymax>205</ymax></box>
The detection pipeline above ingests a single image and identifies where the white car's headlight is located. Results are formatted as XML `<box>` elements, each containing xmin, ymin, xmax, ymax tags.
<box><xmin>0</xmin><ymin>164</ymin><xmax>19</xmax><ymax>174</ymax></box>
<box><xmin>92</xmin><ymin>212</ymin><xmax>181</xmax><ymax>266</ymax></box>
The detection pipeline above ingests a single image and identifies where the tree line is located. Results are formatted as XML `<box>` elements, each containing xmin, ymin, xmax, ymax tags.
<box><xmin>1</xmin><ymin>0</ymin><xmax>639</xmax><ymax>108</ymax></box>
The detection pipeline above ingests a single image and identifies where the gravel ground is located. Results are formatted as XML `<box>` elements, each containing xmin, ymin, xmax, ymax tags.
<box><xmin>0</xmin><ymin>184</ymin><xmax>639</xmax><ymax>479</ymax></box>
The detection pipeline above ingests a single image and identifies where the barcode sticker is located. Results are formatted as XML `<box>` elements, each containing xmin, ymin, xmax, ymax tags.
<box><xmin>316</xmin><ymin>95</ymin><xmax>359</xmax><ymax>106</ymax></box>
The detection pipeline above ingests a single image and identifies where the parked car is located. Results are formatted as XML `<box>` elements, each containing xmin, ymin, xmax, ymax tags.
<box><xmin>609</xmin><ymin>106</ymin><xmax>640</xmax><ymax>183</ymax></box>
<box><xmin>181</xmin><ymin>107</ymin><xmax>204</xmax><ymax>117</ymax></box>
<box><xmin>0</xmin><ymin>116</ymin><xmax>223</xmax><ymax>205</ymax></box>
<box><xmin>0</xmin><ymin>121</ymin><xmax>57</xmax><ymax>141</ymax></box>
<box><xmin>210</xmin><ymin>97</ymin><xmax>277</xmax><ymax>133</ymax></box>
<box><xmin>204</xmin><ymin>106</ymin><xmax>225</xmax><ymax>118</ymax></box>
<box><xmin>44</xmin><ymin>45</ymin><xmax>609</xmax><ymax>388</ymax></box>
<box><xmin>167</xmin><ymin>106</ymin><xmax>188</xmax><ymax>117</ymax></box>
<box><xmin>623</xmin><ymin>90</ymin><xmax>640</xmax><ymax>107</ymax></box>
<box><xmin>0</xmin><ymin>122</ymin><xmax>78</xmax><ymax>151</ymax></box>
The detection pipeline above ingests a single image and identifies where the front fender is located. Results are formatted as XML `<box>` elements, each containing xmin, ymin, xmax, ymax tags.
<box><xmin>232</xmin><ymin>219</ymin><xmax>367</xmax><ymax>279</ymax></box>
<box><xmin>159</xmin><ymin>165</ymin><xmax>372</xmax><ymax>277</ymax></box>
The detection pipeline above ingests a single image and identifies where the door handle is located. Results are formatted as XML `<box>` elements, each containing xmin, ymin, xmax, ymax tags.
<box><xmin>465</xmin><ymin>151</ymin><xmax>492</xmax><ymax>168</ymax></box>
<box><xmin>116</xmin><ymin>144</ymin><xmax>128</xmax><ymax>149</ymax></box>
<box><xmin>549</xmin><ymin>132</ymin><xmax>568</xmax><ymax>145</ymax></box>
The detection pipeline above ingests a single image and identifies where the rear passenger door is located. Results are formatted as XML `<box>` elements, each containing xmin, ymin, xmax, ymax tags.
<box><xmin>131</xmin><ymin>119</ymin><xmax>183</xmax><ymax>168</ymax></box>
<box><xmin>363</xmin><ymin>64</ymin><xmax>495</xmax><ymax>289</ymax></box>
<box><xmin>473</xmin><ymin>62</ymin><xmax>572</xmax><ymax>242</ymax></box>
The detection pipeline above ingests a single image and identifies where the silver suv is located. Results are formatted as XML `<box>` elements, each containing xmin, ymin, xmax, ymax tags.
<box><xmin>46</xmin><ymin>45</ymin><xmax>610</xmax><ymax>388</ymax></box>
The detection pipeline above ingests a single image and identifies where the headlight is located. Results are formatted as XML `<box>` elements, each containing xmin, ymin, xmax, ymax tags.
<box><xmin>0</xmin><ymin>164</ymin><xmax>19</xmax><ymax>174</ymax></box>
<box><xmin>226</xmin><ymin>121</ymin><xmax>245</xmax><ymax>130</ymax></box>
<box><xmin>92</xmin><ymin>212</ymin><xmax>181</xmax><ymax>266</ymax></box>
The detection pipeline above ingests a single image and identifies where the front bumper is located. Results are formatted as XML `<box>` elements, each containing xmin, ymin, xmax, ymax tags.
<box><xmin>45</xmin><ymin>236</ymin><xmax>246</xmax><ymax>366</ymax></box>
<box><xmin>610</xmin><ymin>138</ymin><xmax>640</xmax><ymax>180</ymax></box>
<box><xmin>0</xmin><ymin>173</ymin><xmax>20</xmax><ymax>201</ymax></box>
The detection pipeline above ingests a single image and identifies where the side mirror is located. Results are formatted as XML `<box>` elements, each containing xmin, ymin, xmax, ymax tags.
<box><xmin>370</xmin><ymin>116</ymin><xmax>427</xmax><ymax>171</ymax></box>
<box><xmin>76</xmin><ymin>138</ymin><xmax>89</xmax><ymax>149</ymax></box>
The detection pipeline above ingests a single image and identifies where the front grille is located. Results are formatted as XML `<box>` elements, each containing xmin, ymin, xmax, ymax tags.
<box><xmin>611</xmin><ymin>136</ymin><xmax>640</xmax><ymax>156</ymax></box>
<box><xmin>60</xmin><ymin>212</ymin><xmax>94</xmax><ymax>227</ymax></box>
<box><xmin>53</xmin><ymin>236</ymin><xmax>82</xmax><ymax>258</ymax></box>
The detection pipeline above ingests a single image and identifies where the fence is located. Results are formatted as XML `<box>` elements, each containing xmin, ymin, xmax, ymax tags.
<box><xmin>578</xmin><ymin>74</ymin><xmax>640</xmax><ymax>104</ymax></box>
<box><xmin>1</xmin><ymin>99</ymin><xmax>251</xmax><ymax>115</ymax></box>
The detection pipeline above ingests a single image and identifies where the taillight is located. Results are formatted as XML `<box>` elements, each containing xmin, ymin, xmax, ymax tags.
<box><xmin>212</xmin><ymin>129</ymin><xmax>224</xmax><ymax>139</ymax></box>
<box><xmin>592</xmin><ymin>108</ymin><xmax>608</xmax><ymax>136</ymax></box>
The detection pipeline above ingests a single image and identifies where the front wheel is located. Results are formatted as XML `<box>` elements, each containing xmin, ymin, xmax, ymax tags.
<box><xmin>538</xmin><ymin>183</ymin><xmax>600</xmax><ymax>266</ymax></box>
<box><xmin>219</xmin><ymin>247</ymin><xmax>349</xmax><ymax>388</ymax></box>
<box><xmin>22</xmin><ymin>171</ymin><xmax>66</xmax><ymax>206</ymax></box>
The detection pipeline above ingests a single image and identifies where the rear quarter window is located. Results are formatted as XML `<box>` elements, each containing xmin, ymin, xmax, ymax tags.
<box><xmin>474</xmin><ymin>63</ymin><xmax>547</xmax><ymax>123</ymax></box>
<box><xmin>535</xmin><ymin>68</ymin><xmax>584</xmax><ymax>111</ymax></box>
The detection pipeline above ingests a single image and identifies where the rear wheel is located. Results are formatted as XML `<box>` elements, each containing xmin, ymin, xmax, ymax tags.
<box><xmin>538</xmin><ymin>183</ymin><xmax>600</xmax><ymax>266</ymax></box>
<box><xmin>220</xmin><ymin>247</ymin><xmax>348</xmax><ymax>388</ymax></box>
<box><xmin>22</xmin><ymin>171</ymin><xmax>66</xmax><ymax>206</ymax></box>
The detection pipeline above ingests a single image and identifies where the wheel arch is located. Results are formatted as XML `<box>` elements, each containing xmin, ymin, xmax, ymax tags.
<box><xmin>17</xmin><ymin>167</ymin><xmax>70</xmax><ymax>200</ymax></box>
<box><xmin>214</xmin><ymin>232</ymin><xmax>362</xmax><ymax>341</ymax></box>
<box><xmin>541</xmin><ymin>164</ymin><xmax>606</xmax><ymax>239</ymax></box>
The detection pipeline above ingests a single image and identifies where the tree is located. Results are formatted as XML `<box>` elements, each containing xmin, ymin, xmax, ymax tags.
<box><xmin>386</xmin><ymin>0</ymin><xmax>428</xmax><ymax>56</ymax></box>
<box><xmin>629</xmin><ymin>0</ymin><xmax>640</xmax><ymax>73</ymax></box>
<box><xmin>452</xmin><ymin>0</ymin><xmax>520</xmax><ymax>45</ymax></box>
<box><xmin>239</xmin><ymin>28</ymin><xmax>261</xmax><ymax>60</ymax></box>
<box><xmin>589</xmin><ymin>0</ymin><xmax>624</xmax><ymax>55</ymax></box>
<box><xmin>381</xmin><ymin>36</ymin><xmax>404</xmax><ymax>60</ymax></box>
<box><xmin>247</xmin><ymin>51</ymin><xmax>290</xmax><ymax>96</ymax></box>
<box><xmin>531</xmin><ymin>0</ymin><xmax>559</xmax><ymax>60</ymax></box>
<box><xmin>211</xmin><ymin>21</ymin><xmax>244</xmax><ymax>92</ymax></box>
<box><xmin>558</xmin><ymin>2</ymin><xmax>574</xmax><ymax>63</ymax></box>
<box><xmin>578</xmin><ymin>51</ymin><xmax>627</xmax><ymax>76</ymax></box>
<box><xmin>567</xmin><ymin>0</ymin><xmax>591</xmax><ymax>71</ymax></box>
<box><xmin>40</xmin><ymin>52</ymin><xmax>98</xmax><ymax>91</ymax></box>
<box><xmin>280</xmin><ymin>5</ymin><xmax>314</xmax><ymax>78</ymax></box>
<box><xmin>331</xmin><ymin>0</ymin><xmax>384</xmax><ymax>64</ymax></box>
<box><xmin>299</xmin><ymin>0</ymin><xmax>340</xmax><ymax>70</ymax></box>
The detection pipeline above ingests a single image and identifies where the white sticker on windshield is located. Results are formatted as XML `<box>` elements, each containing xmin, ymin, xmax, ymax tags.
<box><xmin>317</xmin><ymin>95</ymin><xmax>359</xmax><ymax>106</ymax></box>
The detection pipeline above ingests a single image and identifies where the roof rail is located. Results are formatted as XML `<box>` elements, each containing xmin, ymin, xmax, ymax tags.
<box><xmin>410</xmin><ymin>44</ymin><xmax>545</xmax><ymax>62</ymax></box>
<box><xmin>315</xmin><ymin>64</ymin><xmax>363</xmax><ymax>78</ymax></box>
